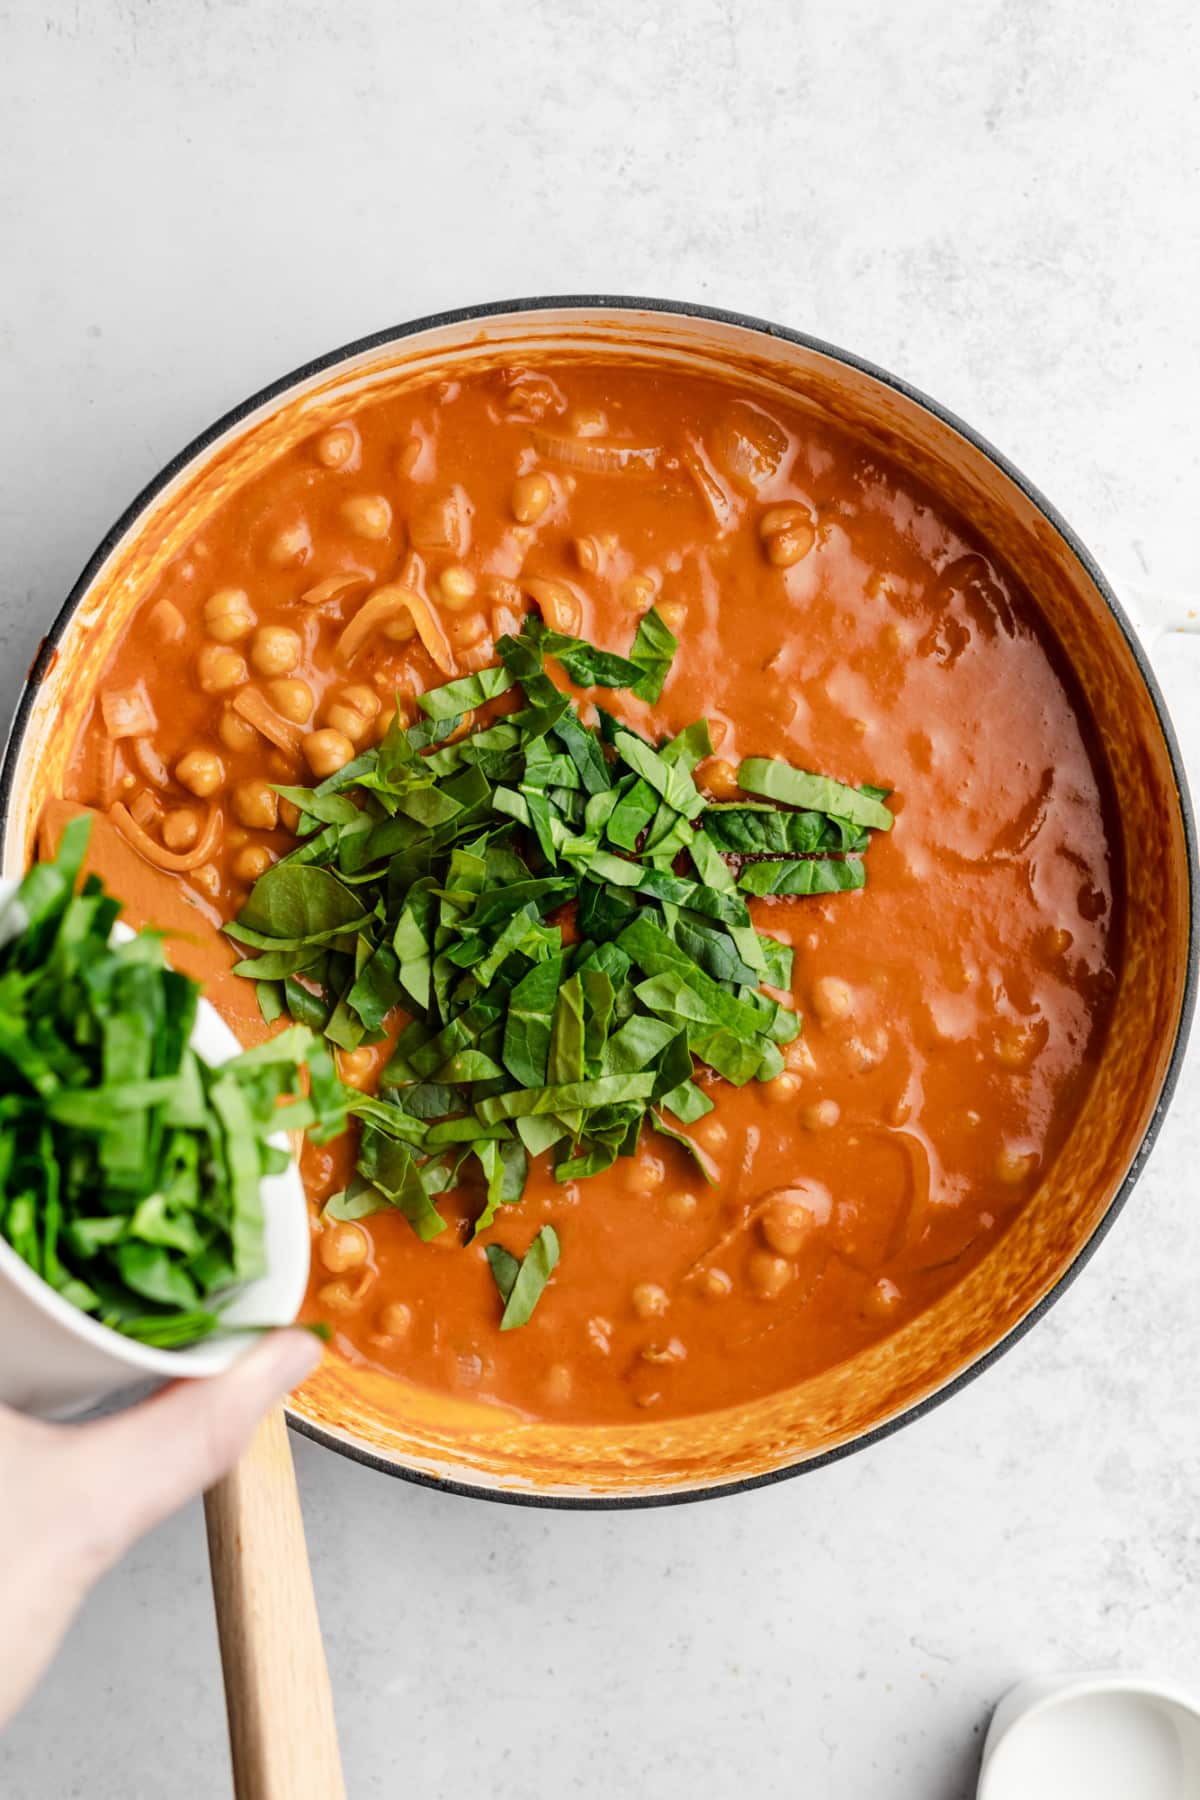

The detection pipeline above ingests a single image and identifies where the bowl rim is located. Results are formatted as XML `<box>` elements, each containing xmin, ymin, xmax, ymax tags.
<box><xmin>978</xmin><ymin>1670</ymin><xmax>1200</xmax><ymax>1798</ymax></box>
<box><xmin>2</xmin><ymin>292</ymin><xmax>1195</xmax><ymax>1505</ymax></box>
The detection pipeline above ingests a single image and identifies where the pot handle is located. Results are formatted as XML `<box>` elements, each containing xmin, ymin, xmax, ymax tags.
<box><xmin>1112</xmin><ymin>575</ymin><xmax>1200</xmax><ymax>649</ymax></box>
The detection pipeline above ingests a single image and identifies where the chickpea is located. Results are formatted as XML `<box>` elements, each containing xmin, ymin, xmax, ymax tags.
<box><xmin>698</xmin><ymin>757</ymin><xmax>740</xmax><ymax>800</ymax></box>
<box><xmin>811</xmin><ymin>975</ymin><xmax>854</xmax><ymax>1023</ymax></box>
<box><xmin>626</xmin><ymin>1158</ymin><xmax>665</xmax><ymax>1195</ymax></box>
<box><xmin>641</xmin><ymin>1338</ymin><xmax>687</xmax><ymax>1366</ymax></box>
<box><xmin>319</xmin><ymin>1221</ymin><xmax>369</xmax><ymax>1273</ymax></box>
<box><xmin>438</xmin><ymin>565</ymin><xmax>476</xmax><ymax>609</ymax></box>
<box><xmin>511</xmin><ymin>472</ymin><xmax>551</xmax><ymax>523</ymax></box>
<box><xmin>377</xmin><ymin>1300</ymin><xmax>413</xmax><ymax>1338</ymax></box>
<box><xmin>175</xmin><ymin>748</ymin><xmax>225</xmax><ymax>797</ymax></box>
<box><xmin>574</xmin><ymin>535</ymin><xmax>600</xmax><ymax>574</ymax></box>
<box><xmin>381</xmin><ymin>601</ymin><xmax>417</xmax><ymax>645</ymax></box>
<box><xmin>323</xmin><ymin>683</ymin><xmax>381</xmax><ymax>744</ymax></box>
<box><xmin>844</xmin><ymin>1030</ymin><xmax>888</xmax><ymax>1072</ymax></box>
<box><xmin>802</xmin><ymin>1097</ymin><xmax>840</xmax><ymax>1131</ymax></box>
<box><xmin>197</xmin><ymin>644</ymin><xmax>248</xmax><ymax>694</ymax></box>
<box><xmin>337</xmin><ymin>1046</ymin><xmax>376</xmax><ymax>1090</ymax></box>
<box><xmin>1036</xmin><ymin>925</ymin><xmax>1073</xmax><ymax>962</ymax></box>
<box><xmin>658</xmin><ymin>599</ymin><xmax>687</xmax><ymax>634</ymax></box>
<box><xmin>993</xmin><ymin>1021</ymin><xmax>1042</xmax><ymax>1068</ymax></box>
<box><xmin>267</xmin><ymin>677</ymin><xmax>314</xmax><ymax>723</ymax></box>
<box><xmin>278</xmin><ymin>797</ymin><xmax>301</xmax><ymax>834</ymax></box>
<box><xmin>318</xmin><ymin>1275</ymin><xmax>372</xmax><ymax>1313</ymax></box>
<box><xmin>267</xmin><ymin>521</ymin><xmax>312</xmax><ymax>567</ymax></box>
<box><xmin>996</xmin><ymin>1147</ymin><xmax>1038</xmax><ymax>1184</ymax></box>
<box><xmin>863</xmin><ymin>1277</ymin><xmax>903</xmax><ymax>1321</ymax></box>
<box><xmin>218</xmin><ymin>707</ymin><xmax>259</xmax><ymax>754</ymax></box>
<box><xmin>631</xmin><ymin>1282</ymin><xmax>669</xmax><ymax>1320</ymax></box>
<box><xmin>694</xmin><ymin>1116</ymin><xmax>728</xmax><ymax>1152</ymax></box>
<box><xmin>204</xmin><ymin>587</ymin><xmax>255</xmax><ymax>644</ymax></box>
<box><xmin>761</xmin><ymin>1197</ymin><xmax>816</xmax><ymax>1257</ymax></box>
<box><xmin>250</xmin><ymin>625</ymin><xmax>302</xmax><ymax>678</ymax></box>
<box><xmin>759</xmin><ymin>504</ymin><xmax>816</xmax><ymax>568</ymax></box>
<box><xmin>192</xmin><ymin>862</ymin><xmax>221</xmax><ymax>898</ymax></box>
<box><xmin>543</xmin><ymin>1363</ymin><xmax>573</xmax><ymax>1404</ymax></box>
<box><xmin>618</xmin><ymin>574</ymin><xmax>657</xmax><ymax>611</ymax></box>
<box><xmin>748</xmin><ymin>1252</ymin><xmax>793</xmax><ymax>1298</ymax></box>
<box><xmin>232</xmin><ymin>778</ymin><xmax>279</xmax><ymax>831</ymax></box>
<box><xmin>764</xmin><ymin>1071</ymin><xmax>802</xmax><ymax>1102</ymax></box>
<box><xmin>233</xmin><ymin>844</ymin><xmax>273</xmax><ymax>883</ymax></box>
<box><xmin>161</xmin><ymin>808</ymin><xmax>200</xmax><ymax>852</ymax></box>
<box><xmin>340</xmin><ymin>494</ymin><xmax>392</xmax><ymax>540</ymax></box>
<box><xmin>665</xmin><ymin>1191</ymin><xmax>698</xmax><ymax>1223</ymax></box>
<box><xmin>315</xmin><ymin>423</ymin><xmax>358</xmax><ymax>469</ymax></box>
<box><xmin>698</xmin><ymin>1268</ymin><xmax>732</xmax><ymax>1300</ymax></box>
<box><xmin>303</xmin><ymin>728</ymin><xmax>355</xmax><ymax>778</ymax></box>
<box><xmin>447</xmin><ymin>611</ymin><xmax>489</xmax><ymax>651</ymax></box>
<box><xmin>267</xmin><ymin>749</ymin><xmax>296</xmax><ymax>784</ymax></box>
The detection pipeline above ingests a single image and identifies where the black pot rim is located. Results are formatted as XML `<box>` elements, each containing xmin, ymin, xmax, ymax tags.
<box><xmin>3</xmin><ymin>293</ymin><xmax>1195</xmax><ymax>1511</ymax></box>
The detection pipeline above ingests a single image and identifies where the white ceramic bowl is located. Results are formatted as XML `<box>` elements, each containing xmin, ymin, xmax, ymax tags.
<box><xmin>979</xmin><ymin>1673</ymin><xmax>1200</xmax><ymax>1800</ymax></box>
<box><xmin>0</xmin><ymin>881</ymin><xmax>311</xmax><ymax>1418</ymax></box>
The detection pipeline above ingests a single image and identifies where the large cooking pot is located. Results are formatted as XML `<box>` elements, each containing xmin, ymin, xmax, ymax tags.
<box><xmin>1</xmin><ymin>298</ymin><xmax>1195</xmax><ymax>1506</ymax></box>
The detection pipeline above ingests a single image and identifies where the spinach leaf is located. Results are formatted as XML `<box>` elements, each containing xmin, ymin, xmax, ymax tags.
<box><xmin>486</xmin><ymin>1224</ymin><xmax>560</xmax><ymax>1329</ymax></box>
<box><xmin>738</xmin><ymin>858</ymin><xmax>867</xmax><ymax>896</ymax></box>
<box><xmin>629</xmin><ymin>607</ymin><xmax>678</xmax><ymax>704</ymax></box>
<box><xmin>737</xmin><ymin>758</ymin><xmax>894</xmax><ymax>831</ymax></box>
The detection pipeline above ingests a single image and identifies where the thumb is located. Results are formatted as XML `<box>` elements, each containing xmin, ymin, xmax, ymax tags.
<box><xmin>73</xmin><ymin>1329</ymin><xmax>321</xmax><ymax>1569</ymax></box>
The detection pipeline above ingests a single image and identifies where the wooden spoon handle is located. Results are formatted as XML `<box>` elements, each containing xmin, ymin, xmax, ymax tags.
<box><xmin>204</xmin><ymin>1407</ymin><xmax>346</xmax><ymax>1800</ymax></box>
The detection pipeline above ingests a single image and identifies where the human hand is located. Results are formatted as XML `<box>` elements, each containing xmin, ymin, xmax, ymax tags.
<box><xmin>0</xmin><ymin>1329</ymin><xmax>321</xmax><ymax>1728</ymax></box>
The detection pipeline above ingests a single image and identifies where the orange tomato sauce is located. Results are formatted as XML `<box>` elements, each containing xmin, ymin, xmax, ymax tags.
<box><xmin>61</xmin><ymin>361</ymin><xmax>1121</xmax><ymax>1424</ymax></box>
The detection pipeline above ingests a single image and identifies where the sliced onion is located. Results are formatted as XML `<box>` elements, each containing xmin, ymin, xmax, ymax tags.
<box><xmin>98</xmin><ymin>740</ymin><xmax>123</xmax><ymax>809</ymax></box>
<box><xmin>336</xmin><ymin>583</ymin><xmax>457</xmax><ymax>675</ymax></box>
<box><xmin>522</xmin><ymin>577</ymin><xmax>584</xmax><ymax>636</ymax></box>
<box><xmin>101</xmin><ymin>685</ymin><xmax>156</xmax><ymax>739</ymax></box>
<box><xmin>531</xmin><ymin>429</ymin><xmax>660</xmax><ymax>474</ymax></box>
<box><xmin>712</xmin><ymin>403</ymin><xmax>789</xmax><ymax>495</ymax></box>
<box><xmin>409</xmin><ymin>487</ymin><xmax>471</xmax><ymax>557</ymax></box>
<box><xmin>128</xmin><ymin>788</ymin><xmax>162</xmax><ymax>830</ymax></box>
<box><xmin>300</xmin><ymin>570</ymin><xmax>373</xmax><ymax>606</ymax></box>
<box><xmin>132</xmin><ymin>737</ymin><xmax>170</xmax><ymax>788</ymax></box>
<box><xmin>147</xmin><ymin>598</ymin><xmax>186</xmax><ymax>644</ymax></box>
<box><xmin>232</xmin><ymin>687</ymin><xmax>304</xmax><ymax>755</ymax></box>
<box><xmin>680</xmin><ymin>437</ymin><xmax>740</xmax><ymax>533</ymax></box>
<box><xmin>109</xmin><ymin>801</ymin><xmax>222</xmax><ymax>873</ymax></box>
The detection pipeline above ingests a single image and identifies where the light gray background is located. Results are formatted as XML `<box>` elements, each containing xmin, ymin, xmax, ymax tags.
<box><xmin>2</xmin><ymin>3</ymin><xmax>1199</xmax><ymax>1796</ymax></box>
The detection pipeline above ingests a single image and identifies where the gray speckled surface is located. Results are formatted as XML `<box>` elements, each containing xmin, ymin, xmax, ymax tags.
<box><xmin>2</xmin><ymin>3</ymin><xmax>1199</xmax><ymax>1796</ymax></box>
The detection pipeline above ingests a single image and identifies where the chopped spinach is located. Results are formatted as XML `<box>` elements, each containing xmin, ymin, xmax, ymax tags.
<box><xmin>224</xmin><ymin>610</ymin><xmax>893</xmax><ymax>1320</ymax></box>
<box><xmin>0</xmin><ymin>819</ymin><xmax>349</xmax><ymax>1348</ymax></box>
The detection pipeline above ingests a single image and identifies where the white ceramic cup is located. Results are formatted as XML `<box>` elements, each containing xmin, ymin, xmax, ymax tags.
<box><xmin>0</xmin><ymin>880</ymin><xmax>311</xmax><ymax>1418</ymax></box>
<box><xmin>979</xmin><ymin>1672</ymin><xmax>1200</xmax><ymax>1800</ymax></box>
